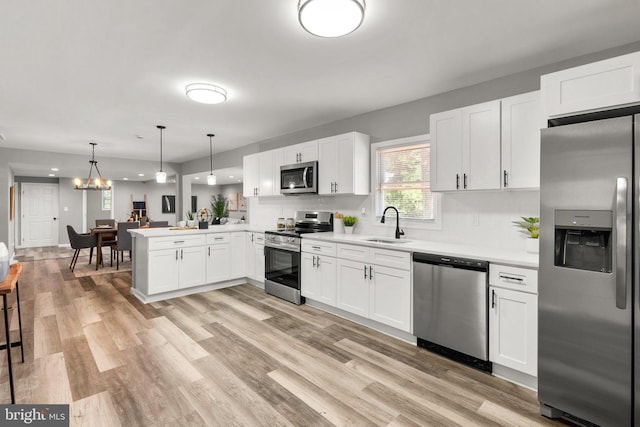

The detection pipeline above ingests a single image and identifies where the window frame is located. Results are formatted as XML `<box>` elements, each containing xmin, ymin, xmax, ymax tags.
<box><xmin>369</xmin><ymin>134</ymin><xmax>442</xmax><ymax>231</ymax></box>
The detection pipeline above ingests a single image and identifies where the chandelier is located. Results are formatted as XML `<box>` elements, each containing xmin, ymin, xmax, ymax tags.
<box><xmin>74</xmin><ymin>142</ymin><xmax>112</xmax><ymax>190</ymax></box>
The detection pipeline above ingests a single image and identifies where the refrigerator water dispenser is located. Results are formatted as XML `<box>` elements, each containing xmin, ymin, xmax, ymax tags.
<box><xmin>554</xmin><ymin>210</ymin><xmax>612</xmax><ymax>273</ymax></box>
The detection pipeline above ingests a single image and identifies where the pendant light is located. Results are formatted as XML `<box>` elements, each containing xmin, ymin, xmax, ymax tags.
<box><xmin>156</xmin><ymin>125</ymin><xmax>167</xmax><ymax>183</ymax></box>
<box><xmin>298</xmin><ymin>0</ymin><xmax>366</xmax><ymax>38</ymax></box>
<box><xmin>207</xmin><ymin>133</ymin><xmax>217</xmax><ymax>185</ymax></box>
<box><xmin>74</xmin><ymin>142</ymin><xmax>112</xmax><ymax>190</ymax></box>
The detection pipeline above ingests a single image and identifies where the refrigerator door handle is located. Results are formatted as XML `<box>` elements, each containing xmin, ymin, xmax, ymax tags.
<box><xmin>616</xmin><ymin>176</ymin><xmax>628</xmax><ymax>309</ymax></box>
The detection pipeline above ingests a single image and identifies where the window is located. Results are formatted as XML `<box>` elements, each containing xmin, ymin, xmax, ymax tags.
<box><xmin>102</xmin><ymin>189</ymin><xmax>112</xmax><ymax>211</ymax></box>
<box><xmin>373</xmin><ymin>135</ymin><xmax>439</xmax><ymax>226</ymax></box>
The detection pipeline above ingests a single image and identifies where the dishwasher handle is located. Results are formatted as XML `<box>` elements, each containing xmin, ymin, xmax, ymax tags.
<box><xmin>413</xmin><ymin>252</ymin><xmax>488</xmax><ymax>272</ymax></box>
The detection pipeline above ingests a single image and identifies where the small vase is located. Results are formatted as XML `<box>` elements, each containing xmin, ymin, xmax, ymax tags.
<box><xmin>525</xmin><ymin>238</ymin><xmax>539</xmax><ymax>254</ymax></box>
<box><xmin>187</xmin><ymin>220</ymin><xmax>196</xmax><ymax>228</ymax></box>
<box><xmin>344</xmin><ymin>226</ymin><xmax>354</xmax><ymax>234</ymax></box>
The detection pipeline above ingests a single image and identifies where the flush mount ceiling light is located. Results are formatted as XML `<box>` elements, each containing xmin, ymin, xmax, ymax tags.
<box><xmin>185</xmin><ymin>83</ymin><xmax>227</xmax><ymax>104</ymax></box>
<box><xmin>74</xmin><ymin>142</ymin><xmax>112</xmax><ymax>190</ymax></box>
<box><xmin>156</xmin><ymin>125</ymin><xmax>167</xmax><ymax>183</ymax></box>
<box><xmin>298</xmin><ymin>0</ymin><xmax>365</xmax><ymax>38</ymax></box>
<box><xmin>207</xmin><ymin>133</ymin><xmax>217</xmax><ymax>186</ymax></box>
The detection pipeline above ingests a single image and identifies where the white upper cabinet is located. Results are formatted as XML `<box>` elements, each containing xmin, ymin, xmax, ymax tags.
<box><xmin>282</xmin><ymin>140</ymin><xmax>318</xmax><ymax>164</ymax></box>
<box><xmin>542</xmin><ymin>51</ymin><xmax>640</xmax><ymax>118</ymax></box>
<box><xmin>501</xmin><ymin>91</ymin><xmax>542</xmax><ymax>189</ymax></box>
<box><xmin>318</xmin><ymin>132</ymin><xmax>370</xmax><ymax>195</ymax></box>
<box><xmin>243</xmin><ymin>151</ymin><xmax>279</xmax><ymax>197</ymax></box>
<box><xmin>430</xmin><ymin>101</ymin><xmax>500</xmax><ymax>191</ymax></box>
<box><xmin>462</xmin><ymin>100</ymin><xmax>501</xmax><ymax>190</ymax></box>
<box><xmin>243</xmin><ymin>153</ymin><xmax>260</xmax><ymax>197</ymax></box>
<box><xmin>430</xmin><ymin>109</ymin><xmax>462</xmax><ymax>191</ymax></box>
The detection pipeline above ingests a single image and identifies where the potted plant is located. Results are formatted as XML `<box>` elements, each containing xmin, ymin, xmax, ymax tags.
<box><xmin>342</xmin><ymin>215</ymin><xmax>358</xmax><ymax>234</ymax></box>
<box><xmin>513</xmin><ymin>216</ymin><xmax>540</xmax><ymax>253</ymax></box>
<box><xmin>210</xmin><ymin>194</ymin><xmax>229</xmax><ymax>225</ymax></box>
<box><xmin>186</xmin><ymin>211</ymin><xmax>196</xmax><ymax>228</ymax></box>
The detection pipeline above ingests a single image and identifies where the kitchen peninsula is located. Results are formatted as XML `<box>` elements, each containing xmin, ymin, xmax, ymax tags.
<box><xmin>129</xmin><ymin>225</ymin><xmax>261</xmax><ymax>303</ymax></box>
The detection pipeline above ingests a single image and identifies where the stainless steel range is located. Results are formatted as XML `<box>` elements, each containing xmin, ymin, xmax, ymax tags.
<box><xmin>264</xmin><ymin>211</ymin><xmax>333</xmax><ymax>304</ymax></box>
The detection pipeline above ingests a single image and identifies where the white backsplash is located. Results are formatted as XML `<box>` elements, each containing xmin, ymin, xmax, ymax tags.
<box><xmin>248</xmin><ymin>190</ymin><xmax>540</xmax><ymax>252</ymax></box>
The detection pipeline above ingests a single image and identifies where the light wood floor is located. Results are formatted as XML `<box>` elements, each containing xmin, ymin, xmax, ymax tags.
<box><xmin>1</xmin><ymin>248</ymin><xmax>570</xmax><ymax>426</ymax></box>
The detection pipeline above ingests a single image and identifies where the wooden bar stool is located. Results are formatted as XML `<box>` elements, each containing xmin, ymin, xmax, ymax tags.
<box><xmin>0</xmin><ymin>262</ymin><xmax>24</xmax><ymax>404</ymax></box>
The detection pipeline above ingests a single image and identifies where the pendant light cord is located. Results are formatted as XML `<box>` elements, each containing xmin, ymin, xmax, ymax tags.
<box><xmin>207</xmin><ymin>133</ymin><xmax>215</xmax><ymax>174</ymax></box>
<box><xmin>157</xmin><ymin>125</ymin><xmax>166</xmax><ymax>172</ymax></box>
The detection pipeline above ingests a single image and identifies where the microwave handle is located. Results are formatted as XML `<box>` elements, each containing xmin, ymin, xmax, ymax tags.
<box><xmin>303</xmin><ymin>167</ymin><xmax>309</xmax><ymax>188</ymax></box>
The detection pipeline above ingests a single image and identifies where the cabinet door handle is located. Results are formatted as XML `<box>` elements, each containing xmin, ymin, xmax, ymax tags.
<box><xmin>503</xmin><ymin>170</ymin><xmax>508</xmax><ymax>188</ymax></box>
<box><xmin>312</xmin><ymin>255</ymin><xmax>316</xmax><ymax>268</ymax></box>
<box><xmin>364</xmin><ymin>265</ymin><xmax>367</xmax><ymax>279</ymax></box>
<box><xmin>208</xmin><ymin>247</ymin><xmax>211</xmax><ymax>256</ymax></box>
<box><xmin>181</xmin><ymin>249</ymin><xmax>184</xmax><ymax>260</ymax></box>
<box><xmin>334</xmin><ymin>182</ymin><xmax>338</xmax><ymax>193</ymax></box>
<box><xmin>215</xmin><ymin>237</ymin><xmax>224</xmax><ymax>240</ymax></box>
<box><xmin>369</xmin><ymin>265</ymin><xmax>373</xmax><ymax>280</ymax></box>
<box><xmin>176</xmin><ymin>250</ymin><xmax>178</xmax><ymax>261</ymax></box>
<box><xmin>463</xmin><ymin>173</ymin><xmax>468</xmax><ymax>189</ymax></box>
<box><xmin>456</xmin><ymin>174</ymin><xmax>460</xmax><ymax>190</ymax></box>
<box><xmin>317</xmin><ymin>257</ymin><xmax>321</xmax><ymax>268</ymax></box>
<box><xmin>491</xmin><ymin>289</ymin><xmax>496</xmax><ymax>308</ymax></box>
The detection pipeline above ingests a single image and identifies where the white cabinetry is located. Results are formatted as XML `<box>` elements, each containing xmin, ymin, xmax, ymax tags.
<box><xmin>283</xmin><ymin>140</ymin><xmax>318</xmax><ymax>164</ymax></box>
<box><xmin>430</xmin><ymin>101</ymin><xmax>501</xmax><ymax>191</ymax></box>
<box><xmin>318</xmin><ymin>132</ymin><xmax>370</xmax><ymax>195</ymax></box>
<box><xmin>501</xmin><ymin>91</ymin><xmax>542</xmax><ymax>189</ymax></box>
<box><xmin>206</xmin><ymin>233</ymin><xmax>230</xmax><ymax>283</ymax></box>
<box><xmin>243</xmin><ymin>152</ymin><xmax>276</xmax><ymax>197</ymax></box>
<box><xmin>301</xmin><ymin>241</ymin><xmax>337</xmax><ymax>305</ymax></box>
<box><xmin>541</xmin><ymin>51</ymin><xmax>640</xmax><ymax>118</ymax></box>
<box><xmin>147</xmin><ymin>235</ymin><xmax>207</xmax><ymax>295</ymax></box>
<box><xmin>335</xmin><ymin>244</ymin><xmax>411</xmax><ymax>332</ymax></box>
<box><xmin>246</xmin><ymin>232</ymin><xmax>265</xmax><ymax>282</ymax></box>
<box><xmin>230</xmin><ymin>231</ymin><xmax>246</xmax><ymax>279</ymax></box>
<box><xmin>489</xmin><ymin>264</ymin><xmax>538</xmax><ymax>377</ymax></box>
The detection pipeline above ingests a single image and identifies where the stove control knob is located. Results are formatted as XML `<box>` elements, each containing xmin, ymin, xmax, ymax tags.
<box><xmin>288</xmin><ymin>237</ymin><xmax>295</xmax><ymax>243</ymax></box>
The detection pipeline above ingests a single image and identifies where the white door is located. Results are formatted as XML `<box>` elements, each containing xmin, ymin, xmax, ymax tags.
<box><xmin>21</xmin><ymin>183</ymin><xmax>59</xmax><ymax>247</ymax></box>
<box><xmin>462</xmin><ymin>100</ymin><xmax>501</xmax><ymax>190</ymax></box>
<box><xmin>148</xmin><ymin>249</ymin><xmax>180</xmax><ymax>295</ymax></box>
<box><xmin>430</xmin><ymin>109</ymin><xmax>462</xmax><ymax>191</ymax></box>
<box><xmin>370</xmin><ymin>265</ymin><xmax>411</xmax><ymax>332</ymax></box>
<box><xmin>179</xmin><ymin>245</ymin><xmax>206</xmax><ymax>288</ymax></box>
<box><xmin>489</xmin><ymin>286</ymin><xmax>538</xmax><ymax>376</ymax></box>
<box><xmin>336</xmin><ymin>259</ymin><xmax>369</xmax><ymax>317</ymax></box>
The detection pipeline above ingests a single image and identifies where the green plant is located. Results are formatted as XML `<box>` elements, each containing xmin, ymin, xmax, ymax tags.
<box><xmin>513</xmin><ymin>216</ymin><xmax>539</xmax><ymax>239</ymax></box>
<box><xmin>186</xmin><ymin>211</ymin><xmax>194</xmax><ymax>221</ymax></box>
<box><xmin>342</xmin><ymin>216</ymin><xmax>358</xmax><ymax>227</ymax></box>
<box><xmin>211</xmin><ymin>194</ymin><xmax>229</xmax><ymax>219</ymax></box>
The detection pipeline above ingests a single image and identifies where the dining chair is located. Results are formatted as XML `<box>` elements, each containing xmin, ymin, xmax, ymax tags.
<box><xmin>67</xmin><ymin>225</ymin><xmax>97</xmax><ymax>272</ymax></box>
<box><xmin>95</xmin><ymin>219</ymin><xmax>116</xmax><ymax>227</ymax></box>
<box><xmin>149</xmin><ymin>221</ymin><xmax>169</xmax><ymax>228</ymax></box>
<box><xmin>112</xmin><ymin>222</ymin><xmax>139</xmax><ymax>269</ymax></box>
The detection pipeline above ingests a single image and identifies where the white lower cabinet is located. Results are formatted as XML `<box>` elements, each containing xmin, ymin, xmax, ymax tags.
<box><xmin>489</xmin><ymin>264</ymin><xmax>538</xmax><ymax>377</ymax></box>
<box><xmin>334</xmin><ymin>244</ymin><xmax>411</xmax><ymax>333</ymax></box>
<box><xmin>301</xmin><ymin>252</ymin><xmax>337</xmax><ymax>305</ymax></box>
<box><xmin>230</xmin><ymin>232</ymin><xmax>246</xmax><ymax>279</ymax></box>
<box><xmin>148</xmin><ymin>245</ymin><xmax>206</xmax><ymax>295</ymax></box>
<box><xmin>246</xmin><ymin>232</ymin><xmax>265</xmax><ymax>282</ymax></box>
<box><xmin>206</xmin><ymin>233</ymin><xmax>231</xmax><ymax>283</ymax></box>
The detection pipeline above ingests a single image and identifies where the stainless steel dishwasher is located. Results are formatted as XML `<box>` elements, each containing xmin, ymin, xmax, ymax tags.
<box><xmin>413</xmin><ymin>253</ymin><xmax>491</xmax><ymax>372</ymax></box>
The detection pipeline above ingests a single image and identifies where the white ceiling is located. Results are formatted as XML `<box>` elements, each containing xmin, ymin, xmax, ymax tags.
<box><xmin>2</xmin><ymin>0</ymin><xmax>640</xmax><ymax>178</ymax></box>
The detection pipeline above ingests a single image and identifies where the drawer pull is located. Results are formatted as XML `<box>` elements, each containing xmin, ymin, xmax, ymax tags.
<box><xmin>499</xmin><ymin>274</ymin><xmax>524</xmax><ymax>282</ymax></box>
<box><xmin>174</xmin><ymin>240</ymin><xmax>185</xmax><ymax>244</ymax></box>
<box><xmin>312</xmin><ymin>246</ymin><xmax>321</xmax><ymax>250</ymax></box>
<box><xmin>215</xmin><ymin>237</ymin><xmax>224</xmax><ymax>240</ymax></box>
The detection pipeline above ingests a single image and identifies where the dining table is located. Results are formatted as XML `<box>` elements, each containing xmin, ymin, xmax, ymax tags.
<box><xmin>90</xmin><ymin>226</ymin><xmax>117</xmax><ymax>270</ymax></box>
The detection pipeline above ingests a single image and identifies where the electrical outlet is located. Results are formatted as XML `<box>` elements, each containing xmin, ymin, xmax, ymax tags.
<box><xmin>472</xmin><ymin>212</ymin><xmax>480</xmax><ymax>226</ymax></box>
<box><xmin>361</xmin><ymin>208</ymin><xmax>366</xmax><ymax>216</ymax></box>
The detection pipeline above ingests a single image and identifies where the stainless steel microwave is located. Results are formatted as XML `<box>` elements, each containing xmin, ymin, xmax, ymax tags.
<box><xmin>280</xmin><ymin>161</ymin><xmax>318</xmax><ymax>195</ymax></box>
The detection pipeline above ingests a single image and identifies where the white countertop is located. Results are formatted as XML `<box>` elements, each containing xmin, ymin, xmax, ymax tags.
<box><xmin>129</xmin><ymin>224</ymin><xmax>265</xmax><ymax>238</ymax></box>
<box><xmin>302</xmin><ymin>233</ymin><xmax>539</xmax><ymax>268</ymax></box>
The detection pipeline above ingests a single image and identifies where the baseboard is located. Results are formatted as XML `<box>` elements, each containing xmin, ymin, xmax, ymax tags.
<box><xmin>305</xmin><ymin>299</ymin><xmax>417</xmax><ymax>345</ymax></box>
<box><xmin>58</xmin><ymin>243</ymin><xmax>71</xmax><ymax>248</ymax></box>
<box><xmin>132</xmin><ymin>279</ymin><xmax>247</xmax><ymax>304</ymax></box>
<box><xmin>492</xmin><ymin>363</ymin><xmax>538</xmax><ymax>390</ymax></box>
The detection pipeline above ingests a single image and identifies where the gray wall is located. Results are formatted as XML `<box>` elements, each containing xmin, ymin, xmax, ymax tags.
<box><xmin>191</xmin><ymin>183</ymin><xmax>246</xmax><ymax>221</ymax></box>
<box><xmin>112</xmin><ymin>180</ymin><xmax>179</xmax><ymax>225</ymax></box>
<box><xmin>58</xmin><ymin>178</ymin><xmax>84</xmax><ymax>243</ymax></box>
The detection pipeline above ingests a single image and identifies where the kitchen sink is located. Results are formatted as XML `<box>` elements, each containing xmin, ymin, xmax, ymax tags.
<box><xmin>364</xmin><ymin>238</ymin><xmax>411</xmax><ymax>244</ymax></box>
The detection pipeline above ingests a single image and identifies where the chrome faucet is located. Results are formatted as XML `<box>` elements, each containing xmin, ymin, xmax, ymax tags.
<box><xmin>381</xmin><ymin>206</ymin><xmax>404</xmax><ymax>239</ymax></box>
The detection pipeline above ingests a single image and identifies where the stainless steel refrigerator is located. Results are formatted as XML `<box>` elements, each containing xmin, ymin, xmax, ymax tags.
<box><xmin>539</xmin><ymin>112</ymin><xmax>640</xmax><ymax>426</ymax></box>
